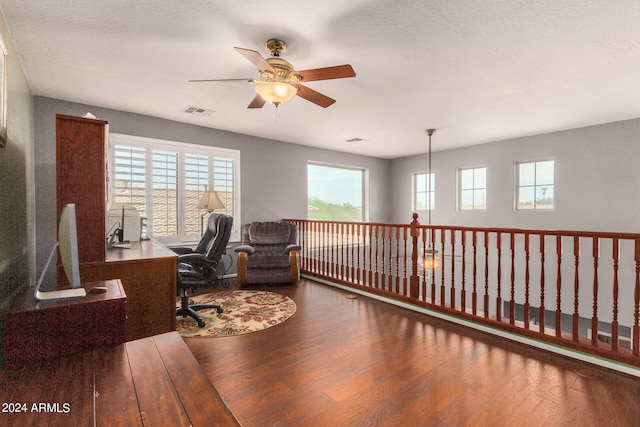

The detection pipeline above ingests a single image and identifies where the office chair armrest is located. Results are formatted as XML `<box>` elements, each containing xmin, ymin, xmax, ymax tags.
<box><xmin>178</xmin><ymin>253</ymin><xmax>207</xmax><ymax>264</ymax></box>
<box><xmin>234</xmin><ymin>245</ymin><xmax>255</xmax><ymax>255</ymax></box>
<box><xmin>285</xmin><ymin>244</ymin><xmax>301</xmax><ymax>254</ymax></box>
<box><xmin>169</xmin><ymin>246</ymin><xmax>195</xmax><ymax>255</ymax></box>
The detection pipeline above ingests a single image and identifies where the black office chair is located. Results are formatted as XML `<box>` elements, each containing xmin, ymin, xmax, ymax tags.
<box><xmin>171</xmin><ymin>213</ymin><xmax>233</xmax><ymax>327</ymax></box>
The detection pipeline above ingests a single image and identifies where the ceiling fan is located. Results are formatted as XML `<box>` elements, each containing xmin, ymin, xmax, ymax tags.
<box><xmin>189</xmin><ymin>39</ymin><xmax>356</xmax><ymax>109</ymax></box>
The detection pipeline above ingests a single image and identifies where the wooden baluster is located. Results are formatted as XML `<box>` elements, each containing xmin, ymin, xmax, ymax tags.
<box><xmin>331</xmin><ymin>223</ymin><xmax>342</xmax><ymax>278</ymax></box>
<box><xmin>374</xmin><ymin>225</ymin><xmax>380</xmax><ymax>288</ymax></box>
<box><xmin>352</xmin><ymin>223</ymin><xmax>356</xmax><ymax>282</ymax></box>
<box><xmin>633</xmin><ymin>239</ymin><xmax>640</xmax><ymax>356</ymax></box>
<box><xmin>473</xmin><ymin>230</ymin><xmax>478</xmax><ymax>316</ymax></box>
<box><xmin>356</xmin><ymin>223</ymin><xmax>361</xmax><ymax>285</ymax></box>
<box><xmin>422</xmin><ymin>227</ymin><xmax>427</xmax><ymax>301</ymax></box>
<box><xmin>317</xmin><ymin>222</ymin><xmax>322</xmax><ymax>276</ymax></box>
<box><xmin>555</xmin><ymin>235</ymin><xmax>563</xmax><ymax>338</ymax></box>
<box><xmin>348</xmin><ymin>223</ymin><xmax>354</xmax><ymax>282</ymax></box>
<box><xmin>402</xmin><ymin>226</ymin><xmax>408</xmax><ymax>297</ymax></box>
<box><xmin>311</xmin><ymin>221</ymin><xmax>316</xmax><ymax>274</ymax></box>
<box><xmin>510</xmin><ymin>233</ymin><xmax>516</xmax><ymax>325</ymax></box>
<box><xmin>329</xmin><ymin>222</ymin><xmax>333</xmax><ymax>277</ymax></box>
<box><xmin>432</xmin><ymin>227</ymin><xmax>437</xmax><ymax>304</ymax></box>
<box><xmin>484</xmin><ymin>231</ymin><xmax>490</xmax><ymax>318</ymax></box>
<box><xmin>573</xmin><ymin>236</ymin><xmax>580</xmax><ymax>342</ymax></box>
<box><xmin>341</xmin><ymin>223</ymin><xmax>346</xmax><ymax>280</ymax></box>
<box><xmin>441</xmin><ymin>228</ymin><xmax>446</xmax><ymax>307</ymax></box>
<box><xmin>539</xmin><ymin>234</ymin><xmax>546</xmax><ymax>334</ymax></box>
<box><xmin>450</xmin><ymin>229</ymin><xmax>456</xmax><ymax>309</ymax></box>
<box><xmin>388</xmin><ymin>226</ymin><xmax>393</xmax><ymax>291</ymax></box>
<box><xmin>381</xmin><ymin>225</ymin><xmax>387</xmax><ymax>289</ymax></box>
<box><xmin>524</xmin><ymin>234</ymin><xmax>530</xmax><ymax>329</ymax></box>
<box><xmin>612</xmin><ymin>238</ymin><xmax>620</xmax><ymax>351</ymax></box>
<box><xmin>368</xmin><ymin>224</ymin><xmax>373</xmax><ymax>287</ymax></box>
<box><xmin>461</xmin><ymin>230</ymin><xmax>467</xmax><ymax>314</ymax></box>
<box><xmin>395</xmin><ymin>226</ymin><xmax>401</xmax><ymax>294</ymax></box>
<box><xmin>496</xmin><ymin>232</ymin><xmax>502</xmax><ymax>322</ymax></box>
<box><xmin>409</xmin><ymin>213</ymin><xmax>420</xmax><ymax>300</ymax></box>
<box><xmin>591</xmin><ymin>237</ymin><xmax>600</xmax><ymax>346</ymax></box>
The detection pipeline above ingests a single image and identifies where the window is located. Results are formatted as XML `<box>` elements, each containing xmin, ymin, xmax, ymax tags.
<box><xmin>307</xmin><ymin>162</ymin><xmax>366</xmax><ymax>221</ymax></box>
<box><xmin>413</xmin><ymin>172</ymin><xmax>435</xmax><ymax>210</ymax></box>
<box><xmin>459</xmin><ymin>167</ymin><xmax>486</xmax><ymax>210</ymax></box>
<box><xmin>109</xmin><ymin>133</ymin><xmax>240</xmax><ymax>243</ymax></box>
<box><xmin>516</xmin><ymin>159</ymin><xmax>554</xmax><ymax>210</ymax></box>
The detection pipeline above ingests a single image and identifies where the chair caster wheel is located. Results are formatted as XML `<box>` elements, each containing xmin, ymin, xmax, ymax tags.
<box><xmin>216</xmin><ymin>308</ymin><xmax>224</xmax><ymax>314</ymax></box>
<box><xmin>196</xmin><ymin>319</ymin><xmax>206</xmax><ymax>327</ymax></box>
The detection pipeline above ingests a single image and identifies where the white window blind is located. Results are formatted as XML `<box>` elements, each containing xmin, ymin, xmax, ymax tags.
<box><xmin>109</xmin><ymin>133</ymin><xmax>241</xmax><ymax>243</ymax></box>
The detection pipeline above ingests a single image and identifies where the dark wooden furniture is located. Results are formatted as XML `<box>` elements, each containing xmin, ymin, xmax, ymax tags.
<box><xmin>0</xmin><ymin>332</ymin><xmax>240</xmax><ymax>426</ymax></box>
<box><xmin>55</xmin><ymin>114</ymin><xmax>178</xmax><ymax>342</ymax></box>
<box><xmin>80</xmin><ymin>240</ymin><xmax>178</xmax><ymax>341</ymax></box>
<box><xmin>2</xmin><ymin>280</ymin><xmax>126</xmax><ymax>369</ymax></box>
<box><xmin>56</xmin><ymin>114</ymin><xmax>109</xmax><ymax>264</ymax></box>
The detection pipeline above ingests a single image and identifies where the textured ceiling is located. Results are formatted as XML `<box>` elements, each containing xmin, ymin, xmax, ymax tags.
<box><xmin>1</xmin><ymin>0</ymin><xmax>639</xmax><ymax>158</ymax></box>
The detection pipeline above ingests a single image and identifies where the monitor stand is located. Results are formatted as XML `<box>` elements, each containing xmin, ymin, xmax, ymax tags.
<box><xmin>33</xmin><ymin>242</ymin><xmax>86</xmax><ymax>301</ymax></box>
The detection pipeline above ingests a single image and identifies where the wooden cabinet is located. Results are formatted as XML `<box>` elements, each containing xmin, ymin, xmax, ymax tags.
<box><xmin>54</xmin><ymin>114</ymin><xmax>177</xmax><ymax>342</ymax></box>
<box><xmin>56</xmin><ymin>114</ymin><xmax>109</xmax><ymax>264</ymax></box>
<box><xmin>3</xmin><ymin>280</ymin><xmax>126</xmax><ymax>369</ymax></box>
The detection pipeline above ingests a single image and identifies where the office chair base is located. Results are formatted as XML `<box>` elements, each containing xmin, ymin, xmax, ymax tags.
<box><xmin>177</xmin><ymin>294</ymin><xmax>223</xmax><ymax>328</ymax></box>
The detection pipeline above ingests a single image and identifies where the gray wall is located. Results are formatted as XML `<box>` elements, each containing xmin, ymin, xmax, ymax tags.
<box><xmin>389</xmin><ymin>118</ymin><xmax>640</xmax><ymax>233</ymax></box>
<box><xmin>34</xmin><ymin>96</ymin><xmax>391</xmax><ymax>275</ymax></box>
<box><xmin>0</xmin><ymin>10</ymin><xmax>35</xmax><ymax>361</ymax></box>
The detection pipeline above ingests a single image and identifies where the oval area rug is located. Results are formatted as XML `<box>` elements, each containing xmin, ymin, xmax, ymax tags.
<box><xmin>177</xmin><ymin>290</ymin><xmax>296</xmax><ymax>338</ymax></box>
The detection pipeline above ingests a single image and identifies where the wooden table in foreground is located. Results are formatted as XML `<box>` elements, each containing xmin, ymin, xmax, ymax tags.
<box><xmin>0</xmin><ymin>332</ymin><xmax>240</xmax><ymax>427</ymax></box>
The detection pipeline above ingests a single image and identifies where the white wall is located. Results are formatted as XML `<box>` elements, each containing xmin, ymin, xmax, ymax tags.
<box><xmin>390</xmin><ymin>118</ymin><xmax>640</xmax><ymax>233</ymax></box>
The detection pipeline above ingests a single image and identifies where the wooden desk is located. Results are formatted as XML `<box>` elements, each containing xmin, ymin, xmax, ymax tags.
<box><xmin>3</xmin><ymin>280</ymin><xmax>126</xmax><ymax>369</ymax></box>
<box><xmin>79</xmin><ymin>239</ymin><xmax>177</xmax><ymax>341</ymax></box>
<box><xmin>0</xmin><ymin>332</ymin><xmax>240</xmax><ymax>426</ymax></box>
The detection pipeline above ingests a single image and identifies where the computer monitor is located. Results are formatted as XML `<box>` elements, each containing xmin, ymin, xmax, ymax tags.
<box><xmin>58</xmin><ymin>203</ymin><xmax>81</xmax><ymax>288</ymax></box>
<box><xmin>34</xmin><ymin>203</ymin><xmax>86</xmax><ymax>301</ymax></box>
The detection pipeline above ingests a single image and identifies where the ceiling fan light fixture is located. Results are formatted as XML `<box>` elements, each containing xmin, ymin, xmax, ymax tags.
<box><xmin>255</xmin><ymin>81</ymin><xmax>298</xmax><ymax>106</ymax></box>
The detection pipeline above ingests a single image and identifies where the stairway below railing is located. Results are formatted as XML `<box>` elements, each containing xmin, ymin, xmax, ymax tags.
<box><xmin>285</xmin><ymin>214</ymin><xmax>640</xmax><ymax>369</ymax></box>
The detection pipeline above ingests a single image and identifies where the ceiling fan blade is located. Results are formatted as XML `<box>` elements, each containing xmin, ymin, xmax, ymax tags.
<box><xmin>294</xmin><ymin>84</ymin><xmax>336</xmax><ymax>108</ymax></box>
<box><xmin>293</xmin><ymin>65</ymin><xmax>356</xmax><ymax>82</ymax></box>
<box><xmin>188</xmin><ymin>78</ymin><xmax>253</xmax><ymax>82</ymax></box>
<box><xmin>247</xmin><ymin>94</ymin><xmax>266</xmax><ymax>109</ymax></box>
<box><xmin>234</xmin><ymin>47</ymin><xmax>274</xmax><ymax>72</ymax></box>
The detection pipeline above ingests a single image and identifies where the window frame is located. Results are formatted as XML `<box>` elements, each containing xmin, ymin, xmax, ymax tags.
<box><xmin>515</xmin><ymin>158</ymin><xmax>555</xmax><ymax>211</ymax></box>
<box><xmin>458</xmin><ymin>166</ymin><xmax>487</xmax><ymax>211</ymax></box>
<box><xmin>307</xmin><ymin>161</ymin><xmax>368</xmax><ymax>222</ymax></box>
<box><xmin>109</xmin><ymin>133</ymin><xmax>241</xmax><ymax>243</ymax></box>
<box><xmin>412</xmin><ymin>172</ymin><xmax>435</xmax><ymax>211</ymax></box>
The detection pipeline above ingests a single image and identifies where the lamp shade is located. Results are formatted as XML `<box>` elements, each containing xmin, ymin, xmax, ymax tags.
<box><xmin>255</xmin><ymin>82</ymin><xmax>298</xmax><ymax>104</ymax></box>
<box><xmin>197</xmin><ymin>190</ymin><xmax>224</xmax><ymax>211</ymax></box>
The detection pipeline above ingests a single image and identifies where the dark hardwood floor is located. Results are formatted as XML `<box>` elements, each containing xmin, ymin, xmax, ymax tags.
<box><xmin>185</xmin><ymin>278</ymin><xmax>640</xmax><ymax>427</ymax></box>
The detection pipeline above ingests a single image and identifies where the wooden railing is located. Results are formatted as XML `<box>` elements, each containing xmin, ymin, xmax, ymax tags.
<box><xmin>285</xmin><ymin>214</ymin><xmax>640</xmax><ymax>368</ymax></box>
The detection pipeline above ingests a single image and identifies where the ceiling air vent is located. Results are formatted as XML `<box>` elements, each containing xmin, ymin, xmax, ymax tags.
<box><xmin>183</xmin><ymin>105</ymin><xmax>214</xmax><ymax>116</ymax></box>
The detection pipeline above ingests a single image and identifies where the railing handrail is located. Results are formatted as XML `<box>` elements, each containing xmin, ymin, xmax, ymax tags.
<box><xmin>284</xmin><ymin>217</ymin><xmax>640</xmax><ymax>241</ymax></box>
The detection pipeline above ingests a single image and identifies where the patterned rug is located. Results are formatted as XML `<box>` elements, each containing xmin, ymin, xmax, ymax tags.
<box><xmin>176</xmin><ymin>290</ymin><xmax>296</xmax><ymax>338</ymax></box>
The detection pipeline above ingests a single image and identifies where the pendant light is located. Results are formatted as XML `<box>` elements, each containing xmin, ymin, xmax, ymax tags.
<box><xmin>423</xmin><ymin>128</ymin><xmax>440</xmax><ymax>269</ymax></box>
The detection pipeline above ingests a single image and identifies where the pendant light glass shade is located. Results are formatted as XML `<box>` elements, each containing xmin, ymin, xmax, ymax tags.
<box><xmin>255</xmin><ymin>82</ymin><xmax>298</xmax><ymax>105</ymax></box>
